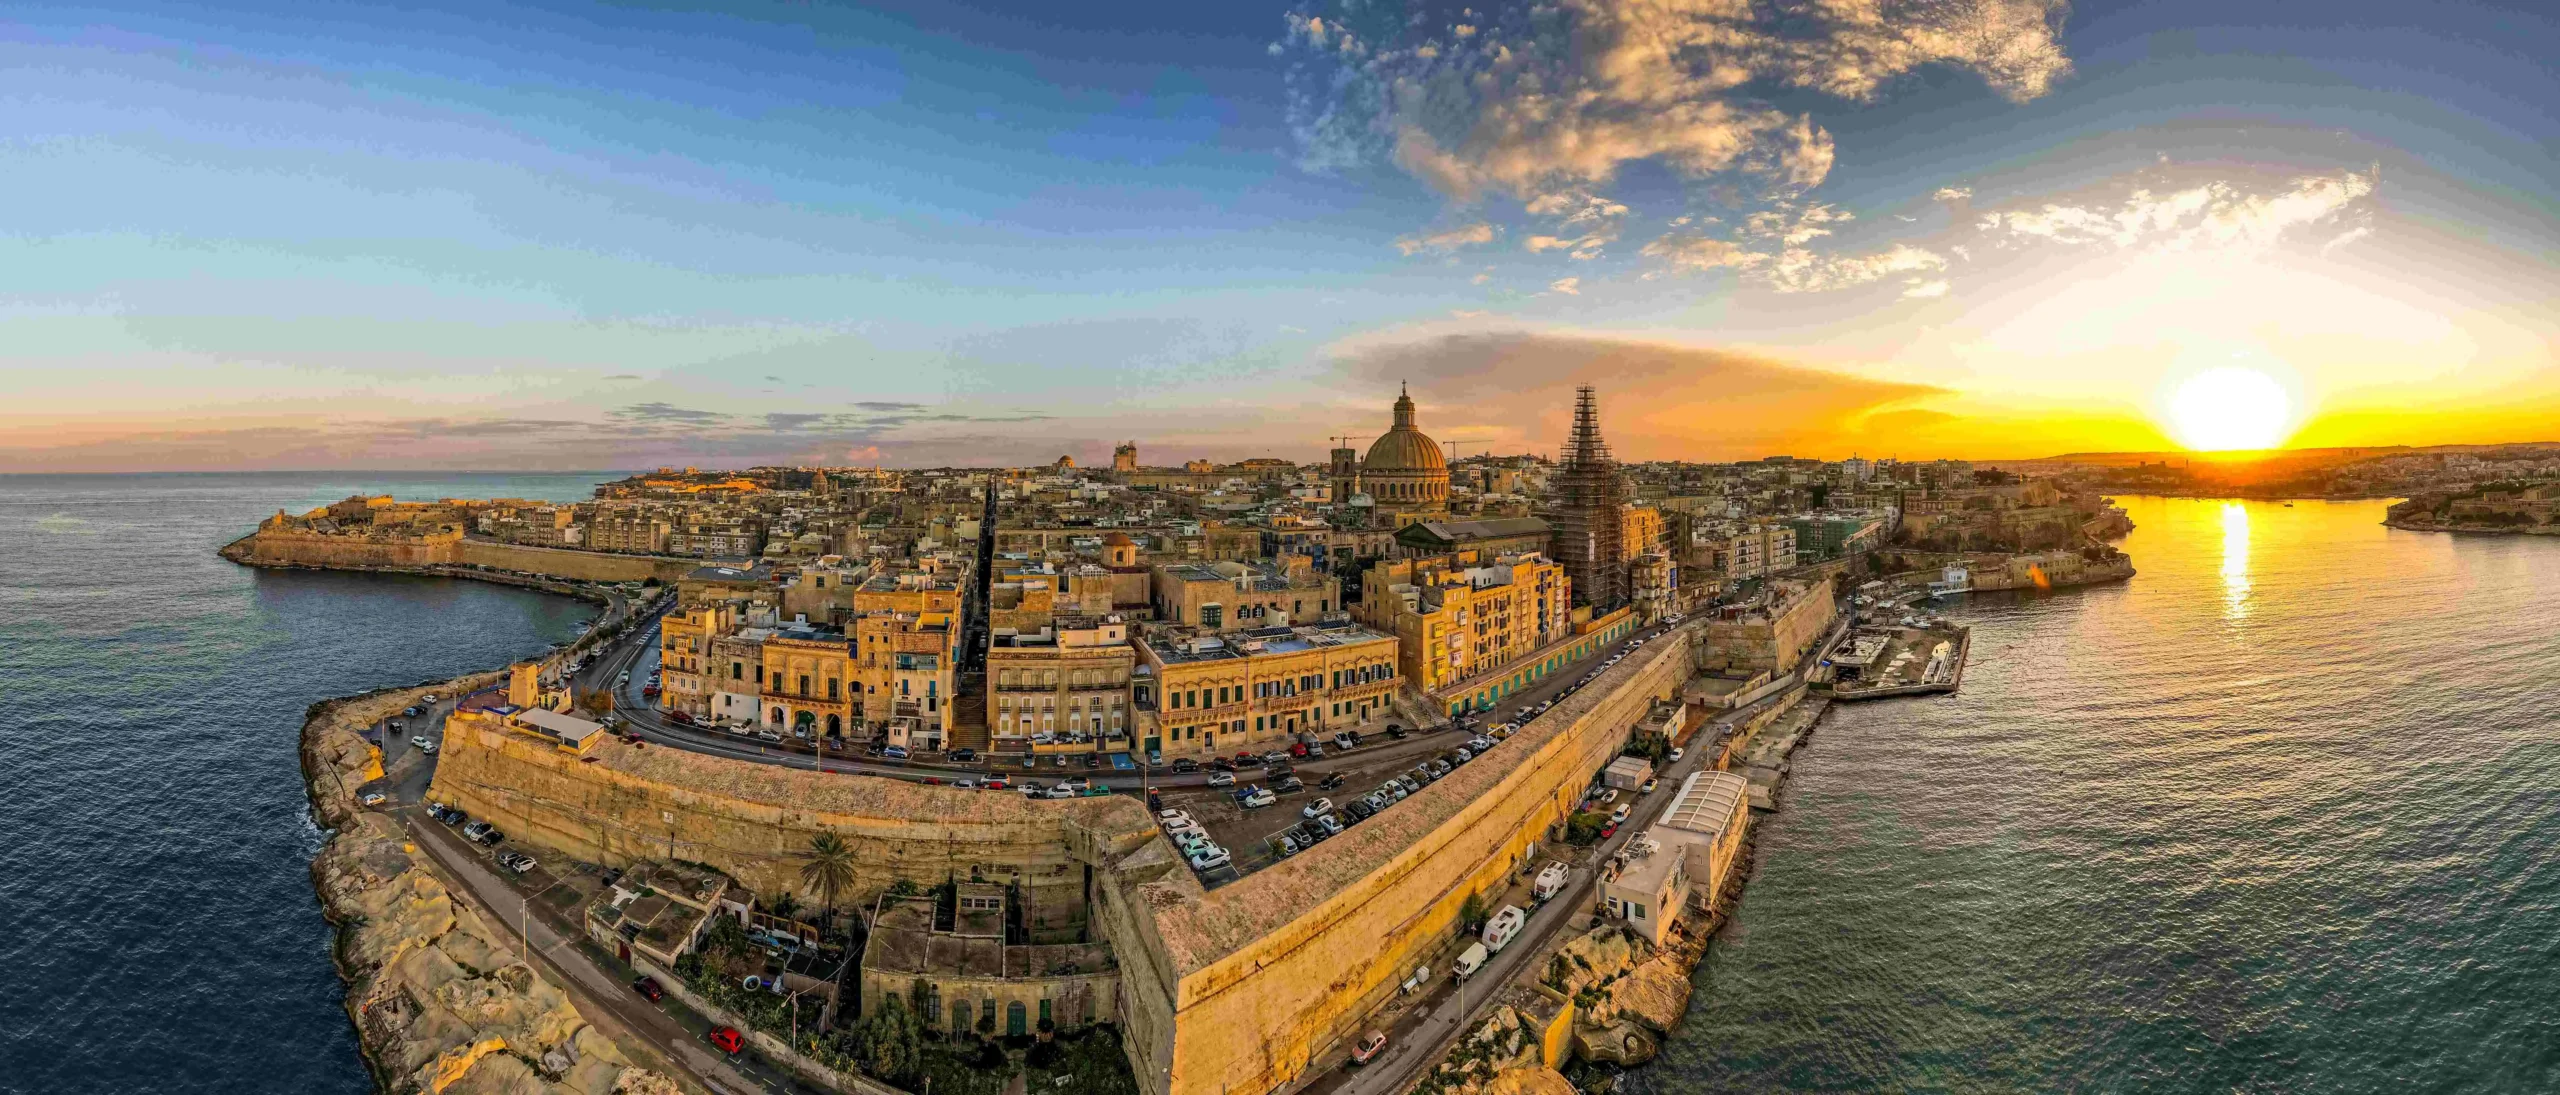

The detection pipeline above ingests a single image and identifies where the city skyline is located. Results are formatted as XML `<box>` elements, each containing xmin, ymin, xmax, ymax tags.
<box><xmin>5</xmin><ymin>0</ymin><xmax>2555</xmax><ymax>472</ymax></box>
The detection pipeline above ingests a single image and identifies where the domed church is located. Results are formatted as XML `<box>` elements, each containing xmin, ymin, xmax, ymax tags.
<box><xmin>1330</xmin><ymin>384</ymin><xmax>1450</xmax><ymax>509</ymax></box>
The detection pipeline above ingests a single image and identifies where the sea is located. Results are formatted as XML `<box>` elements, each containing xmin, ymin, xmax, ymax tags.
<box><xmin>1638</xmin><ymin>496</ymin><xmax>2560</xmax><ymax>1094</ymax></box>
<box><xmin>0</xmin><ymin>473</ymin><xmax>612</xmax><ymax>1094</ymax></box>
<box><xmin>3</xmin><ymin>485</ymin><xmax>2555</xmax><ymax>1093</ymax></box>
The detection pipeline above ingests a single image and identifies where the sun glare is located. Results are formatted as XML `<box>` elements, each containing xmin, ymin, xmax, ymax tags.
<box><xmin>2167</xmin><ymin>367</ymin><xmax>2293</xmax><ymax>452</ymax></box>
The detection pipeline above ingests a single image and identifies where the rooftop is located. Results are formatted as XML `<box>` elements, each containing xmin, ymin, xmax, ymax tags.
<box><xmin>1141</xmin><ymin>620</ymin><xmax>1389</xmax><ymax>663</ymax></box>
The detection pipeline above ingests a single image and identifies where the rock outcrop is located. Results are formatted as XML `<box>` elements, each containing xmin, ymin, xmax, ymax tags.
<box><xmin>301</xmin><ymin>681</ymin><xmax>677</xmax><ymax>1095</ymax></box>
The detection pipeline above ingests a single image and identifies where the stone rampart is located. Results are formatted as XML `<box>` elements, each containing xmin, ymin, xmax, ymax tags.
<box><xmin>421</xmin><ymin>625</ymin><xmax>1708</xmax><ymax>1095</ymax></box>
<box><xmin>428</xmin><ymin>725</ymin><xmax>1158</xmax><ymax>943</ymax></box>
<box><xmin>1140</xmin><ymin>625</ymin><xmax>1702</xmax><ymax>1095</ymax></box>
<box><xmin>223</xmin><ymin>527</ymin><xmax>698</xmax><ymax>584</ymax></box>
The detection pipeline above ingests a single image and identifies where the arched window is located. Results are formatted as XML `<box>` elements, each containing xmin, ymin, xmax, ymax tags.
<box><xmin>1007</xmin><ymin>1000</ymin><xmax>1027</xmax><ymax>1037</ymax></box>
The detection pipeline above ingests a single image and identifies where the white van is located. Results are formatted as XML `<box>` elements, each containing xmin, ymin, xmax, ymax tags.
<box><xmin>1482</xmin><ymin>904</ymin><xmax>1528</xmax><ymax>953</ymax></box>
<box><xmin>1453</xmin><ymin>942</ymin><xmax>1490</xmax><ymax>981</ymax></box>
<box><xmin>1532</xmin><ymin>863</ymin><xmax>1570</xmax><ymax>903</ymax></box>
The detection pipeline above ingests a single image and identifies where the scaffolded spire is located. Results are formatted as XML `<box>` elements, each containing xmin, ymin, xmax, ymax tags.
<box><xmin>1545</xmin><ymin>384</ymin><xmax>1625</xmax><ymax>611</ymax></box>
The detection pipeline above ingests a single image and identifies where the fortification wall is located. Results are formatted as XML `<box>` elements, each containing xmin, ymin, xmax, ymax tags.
<box><xmin>453</xmin><ymin>540</ymin><xmax>698</xmax><ymax>583</ymax></box>
<box><xmin>427</xmin><ymin>726</ymin><xmax>1154</xmax><ymax>942</ymax></box>
<box><xmin>224</xmin><ymin>527</ymin><xmax>460</xmax><ymax>569</ymax></box>
<box><xmin>1157</xmin><ymin>630</ymin><xmax>1698</xmax><ymax>1095</ymax></box>
<box><xmin>224</xmin><ymin>528</ymin><xmax>695</xmax><ymax>584</ymax></box>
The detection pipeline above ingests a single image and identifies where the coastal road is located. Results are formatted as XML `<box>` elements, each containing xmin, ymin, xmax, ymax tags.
<box><xmin>400</xmin><ymin>806</ymin><xmax>830</xmax><ymax>1095</ymax></box>
<box><xmin>1294</xmin><ymin>733</ymin><xmax>1724</xmax><ymax>1095</ymax></box>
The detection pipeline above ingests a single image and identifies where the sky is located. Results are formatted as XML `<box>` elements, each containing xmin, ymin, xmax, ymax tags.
<box><xmin>2</xmin><ymin>0</ymin><xmax>2554</xmax><ymax>471</ymax></box>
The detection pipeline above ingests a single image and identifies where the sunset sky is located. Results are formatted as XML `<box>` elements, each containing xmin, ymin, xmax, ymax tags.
<box><xmin>4</xmin><ymin>0</ymin><xmax>2554</xmax><ymax>471</ymax></box>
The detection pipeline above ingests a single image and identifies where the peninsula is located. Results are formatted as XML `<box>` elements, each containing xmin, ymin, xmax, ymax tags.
<box><xmin>235</xmin><ymin>392</ymin><xmax>2139</xmax><ymax>1095</ymax></box>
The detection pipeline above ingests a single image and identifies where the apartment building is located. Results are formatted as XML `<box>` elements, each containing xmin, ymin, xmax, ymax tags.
<box><xmin>987</xmin><ymin>616</ymin><xmax>1138</xmax><ymax>756</ymax></box>
<box><xmin>1134</xmin><ymin>620</ymin><xmax>1398</xmax><ymax>759</ymax></box>
<box><xmin>1358</xmin><ymin>549</ymin><xmax>1571</xmax><ymax>695</ymax></box>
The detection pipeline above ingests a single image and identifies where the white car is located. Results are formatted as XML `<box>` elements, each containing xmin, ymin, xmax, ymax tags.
<box><xmin>1667</xmin><ymin>748</ymin><xmax>1684</xmax><ymax>763</ymax></box>
<box><xmin>359</xmin><ymin>792</ymin><xmax>387</xmax><ymax>807</ymax></box>
<box><xmin>411</xmin><ymin>735</ymin><xmax>433</xmax><ymax>748</ymax></box>
<box><xmin>422</xmin><ymin>693</ymin><xmax>439</xmax><ymax>704</ymax></box>
<box><xmin>1158</xmin><ymin>808</ymin><xmax>1196</xmax><ymax>827</ymax></box>
<box><xmin>1205</xmin><ymin>772</ymin><xmax>1236</xmax><ymax>788</ymax></box>
<box><xmin>1303</xmin><ymin>797</ymin><xmax>1335</xmax><ymax>819</ymax></box>
<box><xmin>1241</xmin><ymin>788</ymin><xmax>1276</xmax><ymax>809</ymax></box>
<box><xmin>1609</xmin><ymin>804</ymin><xmax>1632</xmax><ymax>825</ymax></box>
<box><xmin>417</xmin><ymin>740</ymin><xmax>438</xmax><ymax>755</ymax></box>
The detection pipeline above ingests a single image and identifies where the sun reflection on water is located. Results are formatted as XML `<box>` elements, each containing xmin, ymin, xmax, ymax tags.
<box><xmin>2221</xmin><ymin>502</ymin><xmax>2252</xmax><ymax>619</ymax></box>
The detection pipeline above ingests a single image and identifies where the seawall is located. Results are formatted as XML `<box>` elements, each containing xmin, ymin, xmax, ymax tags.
<box><xmin>223</xmin><ymin>527</ymin><xmax>702</xmax><ymax>585</ymax></box>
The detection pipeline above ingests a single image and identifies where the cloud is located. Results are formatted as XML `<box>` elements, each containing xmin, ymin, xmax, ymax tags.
<box><xmin>1548</xmin><ymin>277</ymin><xmax>1582</xmax><ymax>295</ymax></box>
<box><xmin>609</xmin><ymin>402</ymin><xmax>730</xmax><ymax>424</ymax></box>
<box><xmin>1324</xmin><ymin>328</ymin><xmax>1953</xmax><ymax>459</ymax></box>
<box><xmin>1901</xmin><ymin>278</ymin><xmax>1952</xmax><ymax>298</ymax></box>
<box><xmin>1977</xmin><ymin>169</ymin><xmax>2378</xmax><ymax>252</ymax></box>
<box><xmin>1932</xmin><ymin>186</ymin><xmax>1973</xmax><ymax>201</ymax></box>
<box><xmin>602</xmin><ymin>373</ymin><xmax>641</xmax><ymax>380</ymax></box>
<box><xmin>1639</xmin><ymin>200</ymin><xmax>1943</xmax><ymax>294</ymax></box>
<box><xmin>1394</xmin><ymin>222</ymin><xmax>1497</xmax><ymax>255</ymax></box>
<box><xmin>852</xmin><ymin>401</ymin><xmax>928</xmax><ymax>412</ymax></box>
<box><xmin>1284</xmin><ymin>0</ymin><xmax>2071</xmax><ymax>214</ymax></box>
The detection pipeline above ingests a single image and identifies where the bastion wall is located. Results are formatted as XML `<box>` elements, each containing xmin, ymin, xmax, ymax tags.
<box><xmin>422</xmin><ymin>627</ymin><xmax>1703</xmax><ymax>1095</ymax></box>
<box><xmin>1142</xmin><ymin>629</ymin><xmax>1698</xmax><ymax>1095</ymax></box>
<box><xmin>223</xmin><ymin>528</ymin><xmax>698</xmax><ymax>584</ymax></box>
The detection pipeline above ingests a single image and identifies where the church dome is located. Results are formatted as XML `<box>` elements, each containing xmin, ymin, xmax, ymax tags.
<box><xmin>1363</xmin><ymin>387</ymin><xmax>1446</xmax><ymax>472</ymax></box>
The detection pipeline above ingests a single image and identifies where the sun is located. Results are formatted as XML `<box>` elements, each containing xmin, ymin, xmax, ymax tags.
<box><xmin>2166</xmin><ymin>367</ymin><xmax>2293</xmax><ymax>451</ymax></box>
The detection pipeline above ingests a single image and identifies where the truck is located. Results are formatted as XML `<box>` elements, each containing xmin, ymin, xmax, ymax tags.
<box><xmin>1453</xmin><ymin>942</ymin><xmax>1490</xmax><ymax>982</ymax></box>
<box><xmin>1532</xmin><ymin>862</ymin><xmax>1570</xmax><ymax>903</ymax></box>
<box><xmin>1482</xmin><ymin>904</ymin><xmax>1527</xmax><ymax>953</ymax></box>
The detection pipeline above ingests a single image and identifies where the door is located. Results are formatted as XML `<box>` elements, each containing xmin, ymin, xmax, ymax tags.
<box><xmin>1007</xmin><ymin>1000</ymin><xmax>1027</xmax><ymax>1037</ymax></box>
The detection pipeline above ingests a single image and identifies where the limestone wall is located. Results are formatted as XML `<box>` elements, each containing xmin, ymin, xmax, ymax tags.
<box><xmin>1148</xmin><ymin>627</ymin><xmax>1701</xmax><ymax>1095</ymax></box>
<box><xmin>428</xmin><ymin>725</ymin><xmax>1158</xmax><ymax>943</ymax></box>
<box><xmin>224</xmin><ymin>527</ymin><xmax>696</xmax><ymax>584</ymax></box>
<box><xmin>455</xmin><ymin>540</ymin><xmax>699</xmax><ymax>584</ymax></box>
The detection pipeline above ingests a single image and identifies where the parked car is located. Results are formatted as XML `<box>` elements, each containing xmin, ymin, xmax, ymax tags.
<box><xmin>1351</xmin><ymin>1030</ymin><xmax>1389</xmax><ymax>1065</ymax></box>
<box><xmin>1044</xmin><ymin>785</ymin><xmax>1077</xmax><ymax>799</ymax></box>
<box><xmin>1303</xmin><ymin>797</ymin><xmax>1335</xmax><ymax>819</ymax></box>
<box><xmin>461</xmin><ymin>820</ymin><xmax>492</xmax><ymax>842</ymax></box>
<box><xmin>1640</xmin><ymin>778</ymin><xmax>1660</xmax><ymax>795</ymax></box>
<box><xmin>631</xmin><ymin>976</ymin><xmax>664</xmax><ymax>1002</ymax></box>
<box><xmin>474</xmin><ymin>826</ymin><xmax>505</xmax><ymax>847</ymax></box>
<box><xmin>1319</xmin><ymin>772</ymin><xmax>1348</xmax><ymax>791</ymax></box>
<box><xmin>1171</xmin><ymin>758</ymin><xmax>1200</xmax><ymax>773</ymax></box>
<box><xmin>1385</xmin><ymin>726</ymin><xmax>1408</xmax><ymax>740</ymax></box>
<box><xmin>359</xmin><ymin>792</ymin><xmax>387</xmax><ymax>808</ymax></box>
<box><xmin>950</xmin><ymin>748</ymin><xmax>978</xmax><ymax>763</ymax></box>
<box><xmin>1159</xmin><ymin>807</ymin><xmax>1196</xmax><ymax>826</ymax></box>
<box><xmin>1305</xmin><ymin>743</ymin><xmax>1325</xmax><ymax>758</ymax></box>
<box><xmin>1315</xmin><ymin>814</ymin><xmax>1344</xmax><ymax>836</ymax></box>
<box><xmin>1600</xmin><ymin>823</ymin><xmax>1619</xmax><ymax>839</ymax></box>
<box><xmin>1609</xmin><ymin>803</ymin><xmax>1632</xmax><ymax>825</ymax></box>
<box><xmin>983</xmin><ymin>777</ymin><xmax>1011</xmax><ymax>790</ymax></box>
<box><xmin>1209</xmin><ymin>758</ymin><xmax>1237</xmax><ymax>772</ymax></box>
<box><xmin>418</xmin><ymin>740</ymin><xmax>437</xmax><ymax>754</ymax></box>
<box><xmin>667</xmin><ymin>711</ymin><xmax>694</xmax><ymax>726</ymax></box>
<box><xmin>1332</xmin><ymin>733</ymin><xmax>1356</xmax><ymax>751</ymax></box>
<box><xmin>955</xmin><ymin>778</ymin><xmax>978</xmax><ymax>790</ymax></box>
<box><xmin>1667</xmin><ymin>747</ymin><xmax>1684</xmax><ymax>763</ymax></box>
<box><xmin>1241</xmin><ymin>787</ymin><xmax>1276</xmax><ymax>809</ymax></box>
<box><xmin>1344</xmin><ymin>799</ymin><xmax>1375</xmax><ymax>822</ymax></box>
<box><xmin>1277</xmin><ymin>834</ymin><xmax>1301</xmax><ymax>857</ymax></box>
<box><xmin>1275</xmin><ymin>775</ymin><xmax>1305</xmax><ymax>794</ymax></box>
<box><xmin>411</xmin><ymin>735</ymin><xmax>433</xmax><ymax>749</ymax></box>
<box><xmin>1453</xmin><ymin>747</ymin><xmax>1473</xmax><ymax>764</ymax></box>
<box><xmin>884</xmin><ymin>745</ymin><xmax>911</xmax><ymax>761</ymax></box>
<box><xmin>707</xmin><ymin>1027</ymin><xmax>743</xmax><ymax>1055</ymax></box>
<box><xmin>1205</xmin><ymin>771</ymin><xmax>1236</xmax><ymax>788</ymax></box>
<box><xmin>1428</xmin><ymin>760</ymin><xmax>1452</xmax><ymax>778</ymax></box>
<box><xmin>1399</xmin><ymin>776</ymin><xmax>1423</xmax><ymax>796</ymax></box>
<box><xmin>439</xmin><ymin>809</ymin><xmax>467</xmax><ymax>828</ymax></box>
<box><xmin>403</xmin><ymin>706</ymin><xmax>423</xmax><ymax>718</ymax></box>
<box><xmin>1289</xmin><ymin>742</ymin><xmax>1309</xmax><ymax>758</ymax></box>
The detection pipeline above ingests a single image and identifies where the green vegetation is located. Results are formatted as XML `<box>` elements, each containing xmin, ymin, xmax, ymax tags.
<box><xmin>1024</xmin><ymin>1027</ymin><xmax>1142</xmax><ymax>1095</ymax></box>
<box><xmin>1458</xmin><ymin>891</ymin><xmax>1489</xmax><ymax>936</ymax></box>
<box><xmin>1565</xmin><ymin>810</ymin><xmax>1609</xmax><ymax>846</ymax></box>
<box><xmin>798</xmin><ymin>832</ymin><xmax>857</xmax><ymax>930</ymax></box>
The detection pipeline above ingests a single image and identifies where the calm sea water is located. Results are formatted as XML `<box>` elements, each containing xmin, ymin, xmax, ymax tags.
<box><xmin>0</xmin><ymin>473</ymin><xmax>613</xmax><ymax>1094</ymax></box>
<box><xmin>1644</xmin><ymin>497</ymin><xmax>2560</xmax><ymax>1094</ymax></box>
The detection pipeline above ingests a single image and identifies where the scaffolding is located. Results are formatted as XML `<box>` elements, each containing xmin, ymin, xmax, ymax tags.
<box><xmin>1545</xmin><ymin>384</ymin><xmax>1625</xmax><ymax>611</ymax></box>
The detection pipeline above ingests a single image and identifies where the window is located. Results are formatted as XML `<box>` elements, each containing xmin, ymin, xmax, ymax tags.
<box><xmin>798</xmin><ymin>675</ymin><xmax>810</xmax><ymax>697</ymax></box>
<box><xmin>731</xmin><ymin>662</ymin><xmax>743</xmax><ymax>680</ymax></box>
<box><xmin>828</xmin><ymin>679</ymin><xmax>840</xmax><ymax>700</ymax></box>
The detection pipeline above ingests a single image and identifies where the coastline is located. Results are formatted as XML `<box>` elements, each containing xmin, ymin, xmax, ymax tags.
<box><xmin>276</xmin><ymin>547</ymin><xmax>684</xmax><ymax>1095</ymax></box>
<box><xmin>1408</xmin><ymin>693</ymin><xmax>1840</xmax><ymax>1095</ymax></box>
<box><xmin>2381</xmin><ymin>516</ymin><xmax>2560</xmax><ymax>536</ymax></box>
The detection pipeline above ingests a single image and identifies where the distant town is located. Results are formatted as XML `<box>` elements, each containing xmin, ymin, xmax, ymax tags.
<box><xmin>246</xmin><ymin>387</ymin><xmax>2550</xmax><ymax>1095</ymax></box>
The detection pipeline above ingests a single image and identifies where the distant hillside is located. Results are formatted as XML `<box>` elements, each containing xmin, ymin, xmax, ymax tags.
<box><xmin>1994</xmin><ymin>442</ymin><xmax>2560</xmax><ymax>470</ymax></box>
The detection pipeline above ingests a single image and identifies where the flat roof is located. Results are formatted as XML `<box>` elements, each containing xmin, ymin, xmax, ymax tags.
<box><xmin>1657</xmin><ymin>770</ymin><xmax>1748</xmax><ymax>838</ymax></box>
<box><xmin>512</xmin><ymin>707</ymin><xmax>606</xmax><ymax>743</ymax></box>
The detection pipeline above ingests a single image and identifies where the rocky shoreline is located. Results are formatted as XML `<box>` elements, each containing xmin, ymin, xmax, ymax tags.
<box><xmin>2382</xmin><ymin>516</ymin><xmax>2560</xmax><ymax>536</ymax></box>
<box><xmin>1412</xmin><ymin>700</ymin><xmax>1832</xmax><ymax>1095</ymax></box>
<box><xmin>299</xmin><ymin>677</ymin><xmax>685</xmax><ymax>1095</ymax></box>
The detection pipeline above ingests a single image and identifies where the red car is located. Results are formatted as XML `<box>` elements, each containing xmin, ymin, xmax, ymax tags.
<box><xmin>1600</xmin><ymin>823</ymin><xmax>1619</xmax><ymax>839</ymax></box>
<box><xmin>631</xmin><ymin>976</ymin><xmax>664</xmax><ymax>1002</ymax></box>
<box><xmin>1290</xmin><ymin>742</ymin><xmax>1309</xmax><ymax>758</ymax></box>
<box><xmin>707</xmin><ymin>1026</ymin><xmax>743</xmax><ymax>1055</ymax></box>
<box><xmin>983</xmin><ymin>777</ymin><xmax>1010</xmax><ymax>790</ymax></box>
<box><xmin>668</xmin><ymin>711</ymin><xmax>695</xmax><ymax>726</ymax></box>
<box><xmin>1350</xmin><ymin>1030</ymin><xmax>1388</xmax><ymax>1065</ymax></box>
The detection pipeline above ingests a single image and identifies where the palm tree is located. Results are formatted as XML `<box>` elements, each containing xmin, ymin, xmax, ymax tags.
<box><xmin>798</xmin><ymin>832</ymin><xmax>857</xmax><ymax>934</ymax></box>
